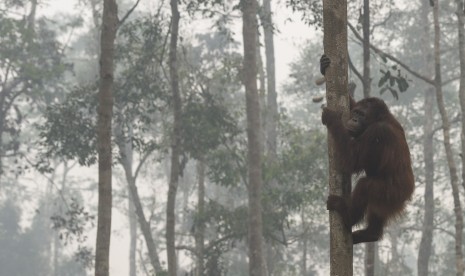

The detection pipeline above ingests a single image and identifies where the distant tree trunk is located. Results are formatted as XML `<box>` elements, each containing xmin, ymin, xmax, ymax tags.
<box><xmin>242</xmin><ymin>0</ymin><xmax>265</xmax><ymax>275</ymax></box>
<box><xmin>322</xmin><ymin>0</ymin><xmax>353</xmax><ymax>275</ymax></box>
<box><xmin>195</xmin><ymin>159</ymin><xmax>206</xmax><ymax>276</ymax></box>
<box><xmin>456</xmin><ymin>0</ymin><xmax>465</xmax><ymax>194</ymax></box>
<box><xmin>261</xmin><ymin>0</ymin><xmax>279</xmax><ymax>273</ymax></box>
<box><xmin>418</xmin><ymin>2</ymin><xmax>435</xmax><ymax>275</ymax></box>
<box><xmin>127</xmin><ymin>177</ymin><xmax>163</xmax><ymax>274</ymax></box>
<box><xmin>263</xmin><ymin>0</ymin><xmax>277</xmax><ymax>158</ymax></box>
<box><xmin>455</xmin><ymin>0</ymin><xmax>465</xmax><ymax>272</ymax></box>
<box><xmin>361</xmin><ymin>0</ymin><xmax>371</xmax><ymax>99</ymax></box>
<box><xmin>166</xmin><ymin>0</ymin><xmax>181</xmax><ymax>275</ymax></box>
<box><xmin>94</xmin><ymin>1</ymin><xmax>117</xmax><ymax>275</ymax></box>
<box><xmin>301</xmin><ymin>209</ymin><xmax>308</xmax><ymax>275</ymax></box>
<box><xmin>128</xmin><ymin>195</ymin><xmax>137</xmax><ymax>276</ymax></box>
<box><xmin>115</xmin><ymin>124</ymin><xmax>163</xmax><ymax>274</ymax></box>
<box><xmin>433</xmin><ymin>1</ymin><xmax>465</xmax><ymax>275</ymax></box>
<box><xmin>418</xmin><ymin>86</ymin><xmax>435</xmax><ymax>275</ymax></box>
<box><xmin>257</xmin><ymin>34</ymin><xmax>266</xmax><ymax>139</ymax></box>
<box><xmin>364</xmin><ymin>243</ymin><xmax>375</xmax><ymax>276</ymax></box>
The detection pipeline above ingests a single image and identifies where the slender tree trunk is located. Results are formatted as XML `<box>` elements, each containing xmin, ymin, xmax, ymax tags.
<box><xmin>301</xmin><ymin>209</ymin><xmax>308</xmax><ymax>275</ymax></box>
<box><xmin>362</xmin><ymin>0</ymin><xmax>371</xmax><ymax>99</ymax></box>
<box><xmin>456</xmin><ymin>0</ymin><xmax>465</xmax><ymax>194</ymax></box>
<box><xmin>195</xmin><ymin>159</ymin><xmax>206</xmax><ymax>276</ymax></box>
<box><xmin>257</xmin><ymin>33</ymin><xmax>266</xmax><ymax>141</ymax></box>
<box><xmin>94</xmin><ymin>1</ymin><xmax>117</xmax><ymax>275</ymax></box>
<box><xmin>127</xmin><ymin>174</ymin><xmax>163</xmax><ymax>273</ymax></box>
<box><xmin>433</xmin><ymin>1</ymin><xmax>465</xmax><ymax>275</ymax></box>
<box><xmin>418</xmin><ymin>2</ymin><xmax>435</xmax><ymax>275</ymax></box>
<box><xmin>364</xmin><ymin>243</ymin><xmax>375</xmax><ymax>276</ymax></box>
<box><xmin>418</xmin><ymin>86</ymin><xmax>435</xmax><ymax>276</ymax></box>
<box><xmin>263</xmin><ymin>0</ymin><xmax>277</xmax><ymax>157</ymax></box>
<box><xmin>128</xmin><ymin>193</ymin><xmax>137</xmax><ymax>276</ymax></box>
<box><xmin>167</xmin><ymin>0</ymin><xmax>181</xmax><ymax>275</ymax></box>
<box><xmin>455</xmin><ymin>0</ymin><xmax>465</xmax><ymax>273</ymax></box>
<box><xmin>322</xmin><ymin>0</ymin><xmax>353</xmax><ymax>275</ymax></box>
<box><xmin>261</xmin><ymin>0</ymin><xmax>279</xmax><ymax>273</ymax></box>
<box><xmin>115</xmin><ymin>125</ymin><xmax>138</xmax><ymax>276</ymax></box>
<box><xmin>389</xmin><ymin>226</ymin><xmax>401</xmax><ymax>275</ymax></box>
<box><xmin>114</xmin><ymin>125</ymin><xmax>163</xmax><ymax>274</ymax></box>
<box><xmin>242</xmin><ymin>0</ymin><xmax>265</xmax><ymax>275</ymax></box>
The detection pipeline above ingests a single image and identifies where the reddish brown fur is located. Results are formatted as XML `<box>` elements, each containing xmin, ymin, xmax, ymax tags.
<box><xmin>323</xmin><ymin>97</ymin><xmax>414</xmax><ymax>244</ymax></box>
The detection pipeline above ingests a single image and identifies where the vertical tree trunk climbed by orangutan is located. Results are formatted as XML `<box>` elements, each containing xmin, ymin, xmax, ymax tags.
<box><xmin>322</xmin><ymin>0</ymin><xmax>353</xmax><ymax>275</ymax></box>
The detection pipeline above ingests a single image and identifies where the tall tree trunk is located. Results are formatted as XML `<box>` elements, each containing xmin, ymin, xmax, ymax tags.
<box><xmin>263</xmin><ymin>0</ymin><xmax>277</xmax><ymax>158</ymax></box>
<box><xmin>242</xmin><ymin>0</ymin><xmax>265</xmax><ymax>275</ymax></box>
<box><xmin>418</xmin><ymin>2</ymin><xmax>435</xmax><ymax>275</ymax></box>
<box><xmin>418</xmin><ymin>86</ymin><xmax>435</xmax><ymax>276</ymax></box>
<box><xmin>433</xmin><ymin>1</ymin><xmax>465</xmax><ymax>275</ymax></box>
<box><xmin>456</xmin><ymin>0</ymin><xmax>465</xmax><ymax>272</ymax></box>
<box><xmin>456</xmin><ymin>0</ymin><xmax>465</xmax><ymax>194</ymax></box>
<box><xmin>322</xmin><ymin>0</ymin><xmax>353</xmax><ymax>275</ymax></box>
<box><xmin>166</xmin><ymin>0</ymin><xmax>181</xmax><ymax>275</ymax></box>
<box><xmin>195</xmin><ymin>159</ymin><xmax>206</xmax><ymax>276</ymax></box>
<box><xmin>261</xmin><ymin>0</ymin><xmax>279</xmax><ymax>273</ymax></box>
<box><xmin>94</xmin><ymin>1</ymin><xmax>117</xmax><ymax>275</ymax></box>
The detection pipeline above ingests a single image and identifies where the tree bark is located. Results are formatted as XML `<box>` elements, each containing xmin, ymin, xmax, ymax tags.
<box><xmin>242</xmin><ymin>0</ymin><xmax>265</xmax><ymax>275</ymax></box>
<box><xmin>361</xmin><ymin>0</ymin><xmax>371</xmax><ymax>99</ymax></box>
<box><xmin>456</xmin><ymin>0</ymin><xmax>465</xmax><ymax>195</ymax></box>
<box><xmin>128</xmin><ymin>193</ymin><xmax>137</xmax><ymax>276</ymax></box>
<box><xmin>263</xmin><ymin>0</ymin><xmax>278</xmax><ymax>158</ymax></box>
<box><xmin>94</xmin><ymin>1</ymin><xmax>117</xmax><ymax>275</ymax></box>
<box><xmin>364</xmin><ymin>243</ymin><xmax>375</xmax><ymax>276</ymax></box>
<box><xmin>322</xmin><ymin>0</ymin><xmax>353</xmax><ymax>275</ymax></box>
<box><xmin>433</xmin><ymin>1</ymin><xmax>465</xmax><ymax>275</ymax></box>
<box><xmin>418</xmin><ymin>2</ymin><xmax>435</xmax><ymax>275</ymax></box>
<box><xmin>455</xmin><ymin>0</ymin><xmax>465</xmax><ymax>273</ymax></box>
<box><xmin>261</xmin><ymin>0</ymin><xmax>279</xmax><ymax>273</ymax></box>
<box><xmin>166</xmin><ymin>0</ymin><xmax>181</xmax><ymax>275</ymax></box>
<box><xmin>195</xmin><ymin>159</ymin><xmax>206</xmax><ymax>276</ymax></box>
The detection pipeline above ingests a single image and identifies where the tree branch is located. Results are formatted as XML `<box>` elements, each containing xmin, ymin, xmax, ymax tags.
<box><xmin>348</xmin><ymin>22</ymin><xmax>435</xmax><ymax>85</ymax></box>
<box><xmin>118</xmin><ymin>0</ymin><xmax>141</xmax><ymax>28</ymax></box>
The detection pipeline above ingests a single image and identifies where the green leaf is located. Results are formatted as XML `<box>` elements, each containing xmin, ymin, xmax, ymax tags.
<box><xmin>378</xmin><ymin>70</ymin><xmax>391</xmax><ymax>87</ymax></box>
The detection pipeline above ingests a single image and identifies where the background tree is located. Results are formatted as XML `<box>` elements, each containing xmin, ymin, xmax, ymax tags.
<box><xmin>94</xmin><ymin>0</ymin><xmax>118</xmax><ymax>275</ymax></box>
<box><xmin>242</xmin><ymin>0</ymin><xmax>265</xmax><ymax>275</ymax></box>
<box><xmin>166</xmin><ymin>0</ymin><xmax>182</xmax><ymax>275</ymax></box>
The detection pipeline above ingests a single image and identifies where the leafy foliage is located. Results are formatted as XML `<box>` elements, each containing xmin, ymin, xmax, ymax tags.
<box><xmin>0</xmin><ymin>8</ymin><xmax>69</xmax><ymax>175</ymax></box>
<box><xmin>51</xmin><ymin>198</ymin><xmax>95</xmax><ymax>268</ymax></box>
<box><xmin>378</xmin><ymin>65</ymin><xmax>410</xmax><ymax>100</ymax></box>
<box><xmin>182</xmin><ymin>92</ymin><xmax>240</xmax><ymax>160</ymax></box>
<box><xmin>286</xmin><ymin>0</ymin><xmax>323</xmax><ymax>27</ymax></box>
<box><xmin>38</xmin><ymin>85</ymin><xmax>98</xmax><ymax>166</ymax></box>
